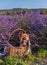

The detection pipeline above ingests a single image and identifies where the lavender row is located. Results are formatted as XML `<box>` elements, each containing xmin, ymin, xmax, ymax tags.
<box><xmin>0</xmin><ymin>12</ymin><xmax>47</xmax><ymax>47</ymax></box>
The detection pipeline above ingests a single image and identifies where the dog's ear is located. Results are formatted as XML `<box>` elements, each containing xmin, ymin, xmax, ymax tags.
<box><xmin>25</xmin><ymin>32</ymin><xmax>30</xmax><ymax>37</ymax></box>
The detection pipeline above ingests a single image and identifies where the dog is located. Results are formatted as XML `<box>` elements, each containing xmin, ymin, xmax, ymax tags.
<box><xmin>19</xmin><ymin>31</ymin><xmax>31</xmax><ymax>54</ymax></box>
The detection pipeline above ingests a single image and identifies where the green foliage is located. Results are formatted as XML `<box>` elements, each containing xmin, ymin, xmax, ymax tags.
<box><xmin>3</xmin><ymin>56</ymin><xmax>29</xmax><ymax>65</ymax></box>
<box><xmin>1</xmin><ymin>54</ymin><xmax>35</xmax><ymax>65</ymax></box>
<box><xmin>38</xmin><ymin>48</ymin><xmax>47</xmax><ymax>58</ymax></box>
<box><xmin>21</xmin><ymin>53</ymin><xmax>36</xmax><ymax>65</ymax></box>
<box><xmin>0</xmin><ymin>53</ymin><xmax>47</xmax><ymax>65</ymax></box>
<box><xmin>40</xmin><ymin>10</ymin><xmax>47</xmax><ymax>15</ymax></box>
<box><xmin>5</xmin><ymin>11</ymin><xmax>15</xmax><ymax>15</ymax></box>
<box><xmin>0</xmin><ymin>54</ymin><xmax>2</xmax><ymax>59</ymax></box>
<box><xmin>28</xmin><ymin>54</ymin><xmax>36</xmax><ymax>61</ymax></box>
<box><xmin>0</xmin><ymin>59</ymin><xmax>5</xmax><ymax>65</ymax></box>
<box><xmin>4</xmin><ymin>56</ymin><xmax>16</xmax><ymax>65</ymax></box>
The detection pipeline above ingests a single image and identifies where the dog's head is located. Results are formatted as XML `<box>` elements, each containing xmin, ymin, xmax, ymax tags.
<box><xmin>19</xmin><ymin>32</ymin><xmax>29</xmax><ymax>46</ymax></box>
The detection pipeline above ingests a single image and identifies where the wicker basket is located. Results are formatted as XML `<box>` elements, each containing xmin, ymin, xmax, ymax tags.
<box><xmin>5</xmin><ymin>29</ymin><xmax>29</xmax><ymax>56</ymax></box>
<box><xmin>5</xmin><ymin>45</ymin><xmax>28</xmax><ymax>56</ymax></box>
